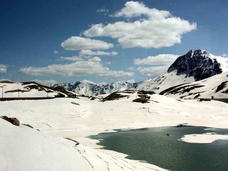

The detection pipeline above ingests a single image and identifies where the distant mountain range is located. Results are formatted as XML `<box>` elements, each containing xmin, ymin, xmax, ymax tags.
<box><xmin>1</xmin><ymin>49</ymin><xmax>227</xmax><ymax>99</ymax></box>
<box><xmin>54</xmin><ymin>80</ymin><xmax>138</xmax><ymax>97</ymax></box>
<box><xmin>137</xmin><ymin>49</ymin><xmax>228</xmax><ymax>97</ymax></box>
<box><xmin>54</xmin><ymin>49</ymin><xmax>228</xmax><ymax>98</ymax></box>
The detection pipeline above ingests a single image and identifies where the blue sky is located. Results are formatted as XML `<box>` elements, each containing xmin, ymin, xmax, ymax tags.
<box><xmin>0</xmin><ymin>0</ymin><xmax>228</xmax><ymax>83</ymax></box>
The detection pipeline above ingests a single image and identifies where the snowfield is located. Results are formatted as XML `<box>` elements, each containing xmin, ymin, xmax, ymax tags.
<box><xmin>0</xmin><ymin>117</ymin><xmax>165</xmax><ymax>171</ymax></box>
<box><xmin>160</xmin><ymin>71</ymin><xmax>228</xmax><ymax>99</ymax></box>
<box><xmin>136</xmin><ymin>71</ymin><xmax>195</xmax><ymax>93</ymax></box>
<box><xmin>0</xmin><ymin>81</ymin><xmax>60</xmax><ymax>98</ymax></box>
<box><xmin>180</xmin><ymin>133</ymin><xmax>228</xmax><ymax>144</ymax></box>
<box><xmin>0</xmin><ymin>92</ymin><xmax>228</xmax><ymax>171</ymax></box>
<box><xmin>0</xmin><ymin>119</ymin><xmax>90</xmax><ymax>171</ymax></box>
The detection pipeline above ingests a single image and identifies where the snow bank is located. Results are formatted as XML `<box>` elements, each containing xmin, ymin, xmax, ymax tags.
<box><xmin>0</xmin><ymin>82</ymin><xmax>58</xmax><ymax>98</ymax></box>
<box><xmin>0</xmin><ymin>119</ymin><xmax>90</xmax><ymax>171</ymax></box>
<box><xmin>1</xmin><ymin>92</ymin><xmax>228</xmax><ymax>171</ymax></box>
<box><xmin>0</xmin><ymin>119</ymin><xmax>165</xmax><ymax>171</ymax></box>
<box><xmin>180</xmin><ymin>133</ymin><xmax>228</xmax><ymax>144</ymax></box>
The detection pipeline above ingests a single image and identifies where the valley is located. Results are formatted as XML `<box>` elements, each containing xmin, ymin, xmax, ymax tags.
<box><xmin>1</xmin><ymin>50</ymin><xmax>228</xmax><ymax>171</ymax></box>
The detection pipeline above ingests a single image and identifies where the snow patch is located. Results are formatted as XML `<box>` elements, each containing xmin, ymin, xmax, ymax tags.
<box><xmin>180</xmin><ymin>133</ymin><xmax>228</xmax><ymax>144</ymax></box>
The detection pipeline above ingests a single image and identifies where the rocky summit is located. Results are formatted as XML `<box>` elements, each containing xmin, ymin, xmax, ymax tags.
<box><xmin>168</xmin><ymin>49</ymin><xmax>222</xmax><ymax>81</ymax></box>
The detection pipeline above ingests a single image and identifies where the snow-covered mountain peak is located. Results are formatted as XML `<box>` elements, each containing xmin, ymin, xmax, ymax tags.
<box><xmin>167</xmin><ymin>49</ymin><xmax>223</xmax><ymax>81</ymax></box>
<box><xmin>187</xmin><ymin>49</ymin><xmax>209</xmax><ymax>58</ymax></box>
<box><xmin>137</xmin><ymin>49</ymin><xmax>228</xmax><ymax>94</ymax></box>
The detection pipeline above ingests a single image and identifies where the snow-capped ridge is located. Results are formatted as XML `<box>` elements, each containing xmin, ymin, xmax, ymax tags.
<box><xmin>137</xmin><ymin>49</ymin><xmax>228</xmax><ymax>94</ymax></box>
<box><xmin>160</xmin><ymin>71</ymin><xmax>228</xmax><ymax>99</ymax></box>
<box><xmin>54</xmin><ymin>80</ymin><xmax>137</xmax><ymax>96</ymax></box>
<box><xmin>0</xmin><ymin>81</ymin><xmax>74</xmax><ymax>98</ymax></box>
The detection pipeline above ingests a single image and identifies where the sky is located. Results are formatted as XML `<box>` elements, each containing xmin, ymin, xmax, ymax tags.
<box><xmin>0</xmin><ymin>0</ymin><xmax>228</xmax><ymax>84</ymax></box>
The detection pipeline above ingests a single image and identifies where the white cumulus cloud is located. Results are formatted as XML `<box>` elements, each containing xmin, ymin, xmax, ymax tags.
<box><xmin>137</xmin><ymin>66</ymin><xmax>167</xmax><ymax>77</ymax></box>
<box><xmin>134</xmin><ymin>54</ymin><xmax>179</xmax><ymax>66</ymax></box>
<box><xmin>79</xmin><ymin>50</ymin><xmax>118</xmax><ymax>56</ymax></box>
<box><xmin>134</xmin><ymin>53</ymin><xmax>180</xmax><ymax>78</ymax></box>
<box><xmin>60</xmin><ymin>56</ymin><xmax>83</xmax><ymax>61</ymax></box>
<box><xmin>113</xmin><ymin>1</ymin><xmax>170</xmax><ymax>20</ymax></box>
<box><xmin>84</xmin><ymin>1</ymin><xmax>196</xmax><ymax>48</ymax></box>
<box><xmin>0</xmin><ymin>64</ymin><xmax>7</xmax><ymax>73</ymax></box>
<box><xmin>20</xmin><ymin>57</ymin><xmax>133</xmax><ymax>78</ymax></box>
<box><xmin>61</xmin><ymin>36</ymin><xmax>113</xmax><ymax>51</ymax></box>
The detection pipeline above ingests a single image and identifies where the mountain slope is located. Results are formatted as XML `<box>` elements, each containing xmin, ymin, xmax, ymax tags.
<box><xmin>0</xmin><ymin>119</ymin><xmax>90</xmax><ymax>171</ymax></box>
<box><xmin>0</xmin><ymin>117</ymin><xmax>164</xmax><ymax>171</ymax></box>
<box><xmin>0</xmin><ymin>80</ymin><xmax>75</xmax><ymax>98</ymax></box>
<box><xmin>137</xmin><ymin>50</ymin><xmax>228</xmax><ymax>93</ymax></box>
<box><xmin>159</xmin><ymin>71</ymin><xmax>228</xmax><ymax>99</ymax></box>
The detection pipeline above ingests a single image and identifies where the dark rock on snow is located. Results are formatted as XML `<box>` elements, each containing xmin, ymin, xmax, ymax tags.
<box><xmin>1</xmin><ymin>116</ymin><xmax>20</xmax><ymax>126</ymax></box>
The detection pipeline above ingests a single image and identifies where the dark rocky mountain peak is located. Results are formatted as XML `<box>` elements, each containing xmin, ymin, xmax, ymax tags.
<box><xmin>167</xmin><ymin>49</ymin><xmax>222</xmax><ymax>81</ymax></box>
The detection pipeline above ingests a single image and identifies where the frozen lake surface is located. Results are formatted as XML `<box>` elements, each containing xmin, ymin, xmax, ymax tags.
<box><xmin>91</xmin><ymin>126</ymin><xmax>228</xmax><ymax>171</ymax></box>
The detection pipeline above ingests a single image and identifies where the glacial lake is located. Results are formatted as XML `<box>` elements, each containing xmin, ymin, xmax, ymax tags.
<box><xmin>90</xmin><ymin>126</ymin><xmax>228</xmax><ymax>171</ymax></box>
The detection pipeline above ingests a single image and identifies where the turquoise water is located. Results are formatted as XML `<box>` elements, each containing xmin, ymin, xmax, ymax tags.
<box><xmin>91</xmin><ymin>126</ymin><xmax>228</xmax><ymax>171</ymax></box>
